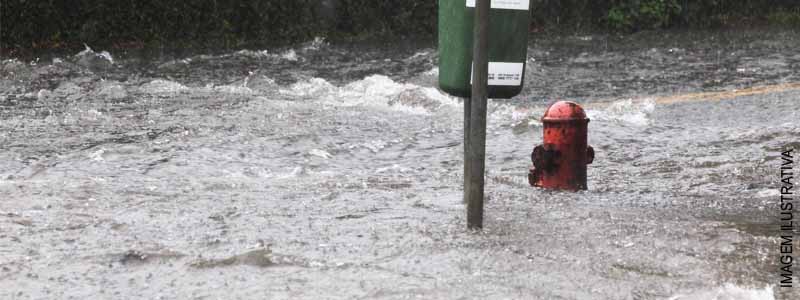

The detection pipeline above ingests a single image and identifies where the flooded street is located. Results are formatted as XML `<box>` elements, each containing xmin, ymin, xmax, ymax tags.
<box><xmin>1</xmin><ymin>28</ymin><xmax>799</xmax><ymax>299</ymax></box>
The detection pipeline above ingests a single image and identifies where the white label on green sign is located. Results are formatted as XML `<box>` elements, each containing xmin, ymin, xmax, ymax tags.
<box><xmin>466</xmin><ymin>0</ymin><xmax>530</xmax><ymax>11</ymax></box>
<box><xmin>471</xmin><ymin>62</ymin><xmax>524</xmax><ymax>86</ymax></box>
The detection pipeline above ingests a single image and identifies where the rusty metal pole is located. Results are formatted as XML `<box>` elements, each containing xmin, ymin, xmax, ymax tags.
<box><xmin>466</xmin><ymin>0</ymin><xmax>489</xmax><ymax>229</ymax></box>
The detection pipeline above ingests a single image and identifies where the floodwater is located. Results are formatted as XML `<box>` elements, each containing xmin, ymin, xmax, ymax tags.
<box><xmin>1</xmin><ymin>29</ymin><xmax>799</xmax><ymax>299</ymax></box>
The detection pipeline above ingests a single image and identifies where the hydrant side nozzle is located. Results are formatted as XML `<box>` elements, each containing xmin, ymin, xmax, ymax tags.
<box><xmin>532</xmin><ymin>144</ymin><xmax>560</xmax><ymax>173</ymax></box>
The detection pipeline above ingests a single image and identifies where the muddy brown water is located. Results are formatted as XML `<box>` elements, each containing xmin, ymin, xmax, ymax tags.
<box><xmin>1</xmin><ymin>29</ymin><xmax>799</xmax><ymax>299</ymax></box>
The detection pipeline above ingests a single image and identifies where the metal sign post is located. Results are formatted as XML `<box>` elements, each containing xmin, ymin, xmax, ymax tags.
<box><xmin>466</xmin><ymin>0</ymin><xmax>489</xmax><ymax>229</ymax></box>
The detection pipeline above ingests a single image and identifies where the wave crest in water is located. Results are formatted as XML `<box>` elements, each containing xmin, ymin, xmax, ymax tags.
<box><xmin>74</xmin><ymin>45</ymin><xmax>114</xmax><ymax>70</ymax></box>
<box><xmin>282</xmin><ymin>75</ymin><xmax>458</xmax><ymax>114</ymax></box>
<box><xmin>588</xmin><ymin>98</ymin><xmax>656</xmax><ymax>126</ymax></box>
<box><xmin>138</xmin><ymin>79</ymin><xmax>189</xmax><ymax>96</ymax></box>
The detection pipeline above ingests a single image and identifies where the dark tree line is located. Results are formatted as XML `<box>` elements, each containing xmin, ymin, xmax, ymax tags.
<box><xmin>1</xmin><ymin>0</ymin><xmax>797</xmax><ymax>50</ymax></box>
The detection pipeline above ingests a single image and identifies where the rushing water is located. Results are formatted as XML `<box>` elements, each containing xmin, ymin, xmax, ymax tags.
<box><xmin>1</xmin><ymin>29</ymin><xmax>799</xmax><ymax>299</ymax></box>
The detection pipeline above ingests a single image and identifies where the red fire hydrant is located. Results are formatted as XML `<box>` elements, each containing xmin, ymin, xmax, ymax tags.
<box><xmin>528</xmin><ymin>101</ymin><xmax>594</xmax><ymax>190</ymax></box>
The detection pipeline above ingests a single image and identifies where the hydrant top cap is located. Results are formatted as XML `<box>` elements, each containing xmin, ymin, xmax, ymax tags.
<box><xmin>542</xmin><ymin>101</ymin><xmax>587</xmax><ymax>121</ymax></box>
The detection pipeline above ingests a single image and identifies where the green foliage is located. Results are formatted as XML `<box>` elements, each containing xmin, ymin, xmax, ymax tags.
<box><xmin>1</xmin><ymin>0</ymin><xmax>322</xmax><ymax>49</ymax></box>
<box><xmin>675</xmin><ymin>0</ymin><xmax>798</xmax><ymax>27</ymax></box>
<box><xmin>335</xmin><ymin>0</ymin><xmax>437</xmax><ymax>38</ymax></box>
<box><xmin>529</xmin><ymin>0</ymin><xmax>610</xmax><ymax>30</ymax></box>
<box><xmin>1</xmin><ymin>0</ymin><xmax>798</xmax><ymax>51</ymax></box>
<box><xmin>607</xmin><ymin>7</ymin><xmax>632</xmax><ymax>30</ymax></box>
<box><xmin>0</xmin><ymin>0</ymin><xmax>439</xmax><ymax>50</ymax></box>
<box><xmin>605</xmin><ymin>0</ymin><xmax>682</xmax><ymax>31</ymax></box>
<box><xmin>767</xmin><ymin>8</ymin><xmax>800</xmax><ymax>26</ymax></box>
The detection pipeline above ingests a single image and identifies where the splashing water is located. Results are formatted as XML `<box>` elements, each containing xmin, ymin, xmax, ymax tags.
<box><xmin>1</xmin><ymin>30</ymin><xmax>799</xmax><ymax>299</ymax></box>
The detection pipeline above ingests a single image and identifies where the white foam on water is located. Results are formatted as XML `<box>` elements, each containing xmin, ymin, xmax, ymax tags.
<box><xmin>2</xmin><ymin>58</ymin><xmax>20</xmax><ymax>64</ymax></box>
<box><xmin>281</xmin><ymin>75</ymin><xmax>457</xmax><ymax>115</ymax></box>
<box><xmin>407</xmin><ymin>51</ymin><xmax>430</xmax><ymax>60</ymax></box>
<box><xmin>375</xmin><ymin>164</ymin><xmax>412</xmax><ymax>174</ymax></box>
<box><xmin>336</xmin><ymin>75</ymin><xmax>459</xmax><ymax>114</ymax></box>
<box><xmin>229</xmin><ymin>47</ymin><xmax>302</xmax><ymax>61</ymax></box>
<box><xmin>95</xmin><ymin>81</ymin><xmax>128</xmax><ymax>100</ymax></box>
<box><xmin>485</xmin><ymin>102</ymin><xmax>546</xmax><ymax>129</ymax></box>
<box><xmin>53</xmin><ymin>82</ymin><xmax>84</xmax><ymax>101</ymax></box>
<box><xmin>424</xmin><ymin>67</ymin><xmax>439</xmax><ymax>76</ymax></box>
<box><xmin>131</xmin><ymin>73</ymin><xmax>453</xmax><ymax>116</ymax></box>
<box><xmin>157</xmin><ymin>57</ymin><xmax>193</xmax><ymax>69</ymax></box>
<box><xmin>1</xmin><ymin>59</ymin><xmax>28</xmax><ymax>77</ymax></box>
<box><xmin>76</xmin><ymin>45</ymin><xmax>93</xmax><ymax>57</ymax></box>
<box><xmin>75</xmin><ymin>45</ymin><xmax>114</xmax><ymax>65</ymax></box>
<box><xmin>360</xmin><ymin>140</ymin><xmax>388</xmax><ymax>153</ymax></box>
<box><xmin>235</xmin><ymin>49</ymin><xmax>272</xmax><ymax>59</ymax></box>
<box><xmin>755</xmin><ymin>189</ymin><xmax>779</xmax><ymax>198</ymax></box>
<box><xmin>275</xmin><ymin>166</ymin><xmax>307</xmax><ymax>179</ymax></box>
<box><xmin>303</xmin><ymin>37</ymin><xmax>327</xmax><ymax>51</ymax></box>
<box><xmin>235</xmin><ymin>49</ymin><xmax>300</xmax><ymax>61</ymax></box>
<box><xmin>309</xmin><ymin>149</ymin><xmax>333</xmax><ymax>159</ymax></box>
<box><xmin>212</xmin><ymin>85</ymin><xmax>256</xmax><ymax>95</ymax></box>
<box><xmin>281</xmin><ymin>49</ymin><xmax>299</xmax><ymax>61</ymax></box>
<box><xmin>284</xmin><ymin>78</ymin><xmax>337</xmax><ymax>100</ymax></box>
<box><xmin>139</xmin><ymin>79</ymin><xmax>189</xmax><ymax>95</ymax></box>
<box><xmin>245</xmin><ymin>75</ymin><xmax>280</xmax><ymax>95</ymax></box>
<box><xmin>37</xmin><ymin>89</ymin><xmax>52</xmax><ymax>101</ymax></box>
<box><xmin>420</xmin><ymin>86</ymin><xmax>460</xmax><ymax>108</ymax></box>
<box><xmin>334</xmin><ymin>75</ymin><xmax>429</xmax><ymax>114</ymax></box>
<box><xmin>340</xmin><ymin>75</ymin><xmax>410</xmax><ymax>103</ymax></box>
<box><xmin>667</xmin><ymin>284</ymin><xmax>774</xmax><ymax>300</ymax></box>
<box><xmin>88</xmin><ymin>149</ymin><xmax>106</xmax><ymax>162</ymax></box>
<box><xmin>97</xmin><ymin>51</ymin><xmax>114</xmax><ymax>65</ymax></box>
<box><xmin>587</xmin><ymin>98</ymin><xmax>656</xmax><ymax>126</ymax></box>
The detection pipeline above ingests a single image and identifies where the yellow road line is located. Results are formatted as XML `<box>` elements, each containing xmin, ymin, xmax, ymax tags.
<box><xmin>586</xmin><ymin>82</ymin><xmax>800</xmax><ymax>108</ymax></box>
<box><xmin>653</xmin><ymin>82</ymin><xmax>800</xmax><ymax>104</ymax></box>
